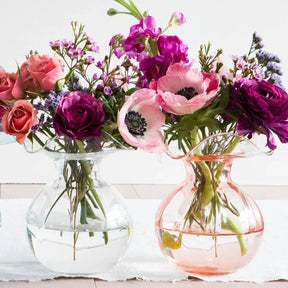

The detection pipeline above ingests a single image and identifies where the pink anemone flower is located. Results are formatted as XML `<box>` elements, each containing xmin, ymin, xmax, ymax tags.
<box><xmin>155</xmin><ymin>63</ymin><xmax>219</xmax><ymax>115</ymax></box>
<box><xmin>118</xmin><ymin>88</ymin><xmax>167</xmax><ymax>154</ymax></box>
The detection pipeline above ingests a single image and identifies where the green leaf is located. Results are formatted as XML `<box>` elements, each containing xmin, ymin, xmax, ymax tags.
<box><xmin>103</xmin><ymin>231</ymin><xmax>109</xmax><ymax>245</ymax></box>
<box><xmin>80</xmin><ymin>198</ymin><xmax>88</xmax><ymax>225</ymax></box>
<box><xmin>86</xmin><ymin>199</ymin><xmax>101</xmax><ymax>220</ymax></box>
<box><xmin>161</xmin><ymin>231</ymin><xmax>182</xmax><ymax>250</ymax></box>
<box><xmin>197</xmin><ymin>117</ymin><xmax>221</xmax><ymax>130</ymax></box>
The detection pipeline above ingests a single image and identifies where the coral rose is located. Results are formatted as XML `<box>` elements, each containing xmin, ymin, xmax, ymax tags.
<box><xmin>0</xmin><ymin>68</ymin><xmax>23</xmax><ymax>101</ymax></box>
<box><xmin>1</xmin><ymin>100</ymin><xmax>38</xmax><ymax>144</ymax></box>
<box><xmin>118</xmin><ymin>88</ymin><xmax>167</xmax><ymax>154</ymax></box>
<box><xmin>20</xmin><ymin>54</ymin><xmax>64</xmax><ymax>94</ymax></box>
<box><xmin>53</xmin><ymin>91</ymin><xmax>106</xmax><ymax>141</ymax></box>
<box><xmin>155</xmin><ymin>63</ymin><xmax>219</xmax><ymax>115</ymax></box>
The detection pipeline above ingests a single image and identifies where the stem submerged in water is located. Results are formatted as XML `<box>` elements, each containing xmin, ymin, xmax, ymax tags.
<box><xmin>183</xmin><ymin>134</ymin><xmax>247</xmax><ymax>256</ymax></box>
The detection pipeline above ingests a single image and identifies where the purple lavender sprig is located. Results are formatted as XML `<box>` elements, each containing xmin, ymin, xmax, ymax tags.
<box><xmin>231</xmin><ymin>32</ymin><xmax>284</xmax><ymax>88</ymax></box>
<box><xmin>32</xmin><ymin>90</ymin><xmax>65</xmax><ymax>132</ymax></box>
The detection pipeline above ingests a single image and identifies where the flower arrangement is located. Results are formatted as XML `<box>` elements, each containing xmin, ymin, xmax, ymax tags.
<box><xmin>0</xmin><ymin>0</ymin><xmax>288</xmax><ymax>263</ymax></box>
<box><xmin>1</xmin><ymin>1</ymin><xmax>287</xmax><ymax>154</ymax></box>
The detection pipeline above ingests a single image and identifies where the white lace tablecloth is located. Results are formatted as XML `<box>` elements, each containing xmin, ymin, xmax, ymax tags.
<box><xmin>0</xmin><ymin>198</ymin><xmax>287</xmax><ymax>282</ymax></box>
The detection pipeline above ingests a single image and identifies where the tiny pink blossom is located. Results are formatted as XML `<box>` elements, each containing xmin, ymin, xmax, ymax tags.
<box><xmin>86</xmin><ymin>36</ymin><xmax>100</xmax><ymax>52</ymax></box>
<box><xmin>91</xmin><ymin>43</ymin><xmax>100</xmax><ymax>53</ymax></box>
<box><xmin>100</xmin><ymin>73</ymin><xmax>107</xmax><ymax>81</ymax></box>
<box><xmin>104</xmin><ymin>86</ymin><xmax>112</xmax><ymax>96</ymax></box>
<box><xmin>253</xmin><ymin>66</ymin><xmax>265</xmax><ymax>80</ymax></box>
<box><xmin>68</xmin><ymin>47</ymin><xmax>84</xmax><ymax>59</ymax></box>
<box><xmin>49</xmin><ymin>40</ymin><xmax>61</xmax><ymax>48</ymax></box>
<box><xmin>61</xmin><ymin>39</ymin><xmax>74</xmax><ymax>49</ymax></box>
<box><xmin>87</xmin><ymin>56</ymin><xmax>95</xmax><ymax>64</ymax></box>
<box><xmin>231</xmin><ymin>55</ymin><xmax>239</xmax><ymax>62</ymax></box>
<box><xmin>236</xmin><ymin>57</ymin><xmax>246</xmax><ymax>70</ymax></box>
<box><xmin>97</xmin><ymin>61</ymin><xmax>105</xmax><ymax>69</ymax></box>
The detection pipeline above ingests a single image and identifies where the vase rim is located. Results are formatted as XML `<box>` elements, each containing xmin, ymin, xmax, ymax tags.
<box><xmin>45</xmin><ymin>148</ymin><xmax>121</xmax><ymax>161</ymax></box>
<box><xmin>168</xmin><ymin>132</ymin><xmax>272</xmax><ymax>160</ymax></box>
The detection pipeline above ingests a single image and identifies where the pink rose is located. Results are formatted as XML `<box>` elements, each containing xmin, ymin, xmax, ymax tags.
<box><xmin>118</xmin><ymin>88</ymin><xmax>167</xmax><ymax>154</ymax></box>
<box><xmin>13</xmin><ymin>62</ymin><xmax>37</xmax><ymax>99</ymax></box>
<box><xmin>23</xmin><ymin>54</ymin><xmax>64</xmax><ymax>93</ymax></box>
<box><xmin>0</xmin><ymin>68</ymin><xmax>23</xmax><ymax>101</ymax></box>
<box><xmin>1</xmin><ymin>100</ymin><xmax>38</xmax><ymax>144</ymax></box>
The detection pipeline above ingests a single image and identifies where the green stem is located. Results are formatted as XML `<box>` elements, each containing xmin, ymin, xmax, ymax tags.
<box><xmin>197</xmin><ymin>161</ymin><xmax>215</xmax><ymax>208</ymax></box>
<box><xmin>221</xmin><ymin>213</ymin><xmax>247</xmax><ymax>256</ymax></box>
<box><xmin>215</xmin><ymin>136</ymin><xmax>241</xmax><ymax>182</ymax></box>
<box><xmin>190</xmin><ymin>128</ymin><xmax>214</xmax><ymax>208</ymax></box>
<box><xmin>76</xmin><ymin>140</ymin><xmax>109</xmax><ymax>244</ymax></box>
<box><xmin>189</xmin><ymin>131</ymin><xmax>247</xmax><ymax>255</ymax></box>
<box><xmin>75</xmin><ymin>140</ymin><xmax>106</xmax><ymax>219</ymax></box>
<box><xmin>113</xmin><ymin>0</ymin><xmax>144</xmax><ymax>19</ymax></box>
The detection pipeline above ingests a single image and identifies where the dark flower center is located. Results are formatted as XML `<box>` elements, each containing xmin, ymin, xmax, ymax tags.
<box><xmin>125</xmin><ymin>111</ymin><xmax>147</xmax><ymax>136</ymax></box>
<box><xmin>177</xmin><ymin>87</ymin><xmax>198</xmax><ymax>99</ymax></box>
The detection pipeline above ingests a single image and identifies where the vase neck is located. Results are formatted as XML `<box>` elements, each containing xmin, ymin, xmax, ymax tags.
<box><xmin>185</xmin><ymin>156</ymin><xmax>233</xmax><ymax>185</ymax></box>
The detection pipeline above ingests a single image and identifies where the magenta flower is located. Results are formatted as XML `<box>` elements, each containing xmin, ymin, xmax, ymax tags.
<box><xmin>53</xmin><ymin>91</ymin><xmax>106</xmax><ymax>140</ymax></box>
<box><xmin>155</xmin><ymin>63</ymin><xmax>219</xmax><ymax>115</ymax></box>
<box><xmin>123</xmin><ymin>15</ymin><xmax>162</xmax><ymax>59</ymax></box>
<box><xmin>157</xmin><ymin>35</ymin><xmax>188</xmax><ymax>64</ymax></box>
<box><xmin>118</xmin><ymin>89</ymin><xmax>167</xmax><ymax>154</ymax></box>
<box><xmin>137</xmin><ymin>35</ymin><xmax>189</xmax><ymax>87</ymax></box>
<box><xmin>114</xmin><ymin>48</ymin><xmax>125</xmax><ymax>59</ymax></box>
<box><xmin>137</xmin><ymin>54</ymin><xmax>167</xmax><ymax>87</ymax></box>
<box><xmin>228</xmin><ymin>79</ymin><xmax>288</xmax><ymax>150</ymax></box>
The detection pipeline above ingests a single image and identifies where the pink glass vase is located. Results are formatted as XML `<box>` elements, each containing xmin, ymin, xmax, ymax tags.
<box><xmin>155</xmin><ymin>133</ymin><xmax>267</xmax><ymax>275</ymax></box>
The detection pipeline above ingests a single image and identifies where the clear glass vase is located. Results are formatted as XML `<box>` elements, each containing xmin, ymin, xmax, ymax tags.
<box><xmin>155</xmin><ymin>133</ymin><xmax>267</xmax><ymax>275</ymax></box>
<box><xmin>26</xmin><ymin>149</ymin><xmax>132</xmax><ymax>274</ymax></box>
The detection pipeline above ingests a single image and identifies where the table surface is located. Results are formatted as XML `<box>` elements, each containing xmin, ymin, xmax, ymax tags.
<box><xmin>1</xmin><ymin>183</ymin><xmax>288</xmax><ymax>288</ymax></box>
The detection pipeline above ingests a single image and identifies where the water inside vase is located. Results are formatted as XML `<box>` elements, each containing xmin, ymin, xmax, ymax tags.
<box><xmin>156</xmin><ymin>224</ymin><xmax>263</xmax><ymax>275</ymax></box>
<box><xmin>27</xmin><ymin>224</ymin><xmax>131</xmax><ymax>274</ymax></box>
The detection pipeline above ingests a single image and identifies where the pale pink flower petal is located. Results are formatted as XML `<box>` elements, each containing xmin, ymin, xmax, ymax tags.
<box><xmin>118</xmin><ymin>89</ymin><xmax>167</xmax><ymax>154</ymax></box>
<box><xmin>155</xmin><ymin>63</ymin><xmax>219</xmax><ymax>115</ymax></box>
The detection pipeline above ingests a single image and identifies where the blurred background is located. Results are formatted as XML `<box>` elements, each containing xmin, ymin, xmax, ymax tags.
<box><xmin>1</xmin><ymin>0</ymin><xmax>288</xmax><ymax>185</ymax></box>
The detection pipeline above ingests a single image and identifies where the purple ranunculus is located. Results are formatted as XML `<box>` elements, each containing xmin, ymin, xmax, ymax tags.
<box><xmin>228</xmin><ymin>78</ymin><xmax>288</xmax><ymax>150</ymax></box>
<box><xmin>53</xmin><ymin>91</ymin><xmax>106</xmax><ymax>140</ymax></box>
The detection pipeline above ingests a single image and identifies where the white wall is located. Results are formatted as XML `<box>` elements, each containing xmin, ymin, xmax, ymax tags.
<box><xmin>1</xmin><ymin>0</ymin><xmax>288</xmax><ymax>185</ymax></box>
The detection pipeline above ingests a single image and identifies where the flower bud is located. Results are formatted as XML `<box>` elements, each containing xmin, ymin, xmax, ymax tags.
<box><xmin>107</xmin><ymin>8</ymin><xmax>119</xmax><ymax>16</ymax></box>
<box><xmin>169</xmin><ymin>12</ymin><xmax>186</xmax><ymax>26</ymax></box>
